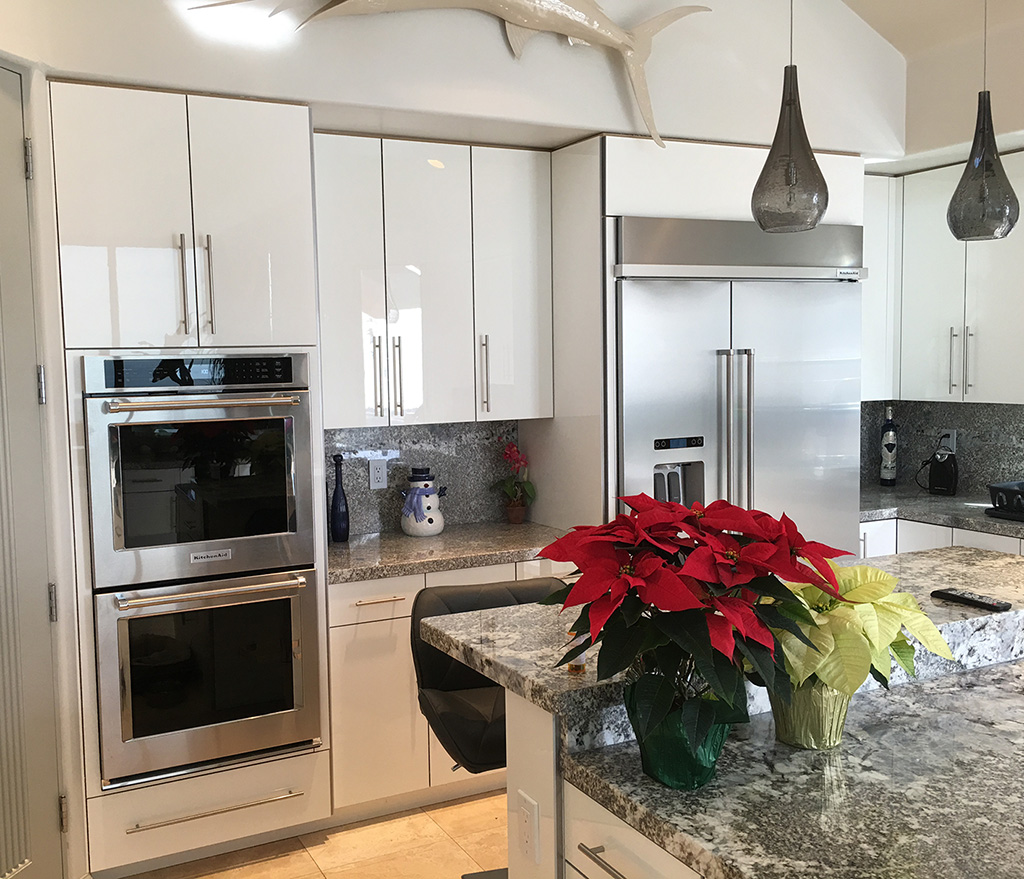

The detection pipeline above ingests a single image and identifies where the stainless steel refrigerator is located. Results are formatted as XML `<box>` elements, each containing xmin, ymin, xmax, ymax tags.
<box><xmin>613</xmin><ymin>217</ymin><xmax>863</xmax><ymax>554</ymax></box>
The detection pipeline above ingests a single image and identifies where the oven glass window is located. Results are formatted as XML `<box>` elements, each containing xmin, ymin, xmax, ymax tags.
<box><xmin>127</xmin><ymin>599</ymin><xmax>296</xmax><ymax>739</ymax></box>
<box><xmin>116</xmin><ymin>418</ymin><xmax>295</xmax><ymax>548</ymax></box>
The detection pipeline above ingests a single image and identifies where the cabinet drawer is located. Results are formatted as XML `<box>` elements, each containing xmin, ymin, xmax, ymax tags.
<box><xmin>424</xmin><ymin>563</ymin><xmax>517</xmax><ymax>587</ymax></box>
<box><xmin>87</xmin><ymin>750</ymin><xmax>331</xmax><ymax>873</ymax></box>
<box><xmin>328</xmin><ymin>573</ymin><xmax>424</xmax><ymax>627</ymax></box>
<box><xmin>564</xmin><ymin>782</ymin><xmax>702</xmax><ymax>879</ymax></box>
<box><xmin>952</xmin><ymin>528</ymin><xmax>1022</xmax><ymax>554</ymax></box>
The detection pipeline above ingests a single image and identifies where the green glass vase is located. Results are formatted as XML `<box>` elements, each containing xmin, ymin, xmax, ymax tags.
<box><xmin>769</xmin><ymin>678</ymin><xmax>851</xmax><ymax>750</ymax></box>
<box><xmin>623</xmin><ymin>684</ymin><xmax>731</xmax><ymax>790</ymax></box>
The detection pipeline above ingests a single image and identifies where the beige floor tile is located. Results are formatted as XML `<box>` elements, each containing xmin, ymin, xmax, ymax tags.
<box><xmin>422</xmin><ymin>791</ymin><xmax>507</xmax><ymax>839</ymax></box>
<box><xmin>128</xmin><ymin>837</ymin><xmax>323</xmax><ymax>879</ymax></box>
<box><xmin>299</xmin><ymin>809</ymin><xmax>450</xmax><ymax>873</ymax></box>
<box><xmin>320</xmin><ymin>836</ymin><xmax>482</xmax><ymax>879</ymax></box>
<box><xmin>455</xmin><ymin>826</ymin><xmax>508</xmax><ymax>872</ymax></box>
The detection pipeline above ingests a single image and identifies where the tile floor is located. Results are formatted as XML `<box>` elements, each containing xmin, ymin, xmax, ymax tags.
<box><xmin>130</xmin><ymin>791</ymin><xmax>507</xmax><ymax>879</ymax></box>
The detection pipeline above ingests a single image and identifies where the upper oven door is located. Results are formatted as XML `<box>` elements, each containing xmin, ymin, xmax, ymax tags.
<box><xmin>85</xmin><ymin>391</ymin><xmax>314</xmax><ymax>588</ymax></box>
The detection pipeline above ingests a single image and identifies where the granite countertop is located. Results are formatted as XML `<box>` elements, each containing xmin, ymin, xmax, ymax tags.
<box><xmin>421</xmin><ymin>546</ymin><xmax>1024</xmax><ymax>879</ymax></box>
<box><xmin>860</xmin><ymin>485</ymin><xmax>1024</xmax><ymax>538</ymax></box>
<box><xmin>326</xmin><ymin>521</ymin><xmax>565</xmax><ymax>583</ymax></box>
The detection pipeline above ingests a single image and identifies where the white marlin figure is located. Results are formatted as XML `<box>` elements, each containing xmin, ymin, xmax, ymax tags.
<box><xmin>194</xmin><ymin>0</ymin><xmax>711</xmax><ymax>146</ymax></box>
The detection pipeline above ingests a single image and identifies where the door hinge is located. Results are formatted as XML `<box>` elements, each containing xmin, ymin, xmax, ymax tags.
<box><xmin>48</xmin><ymin>583</ymin><xmax>57</xmax><ymax>623</ymax></box>
<box><xmin>24</xmin><ymin>137</ymin><xmax>33</xmax><ymax>180</ymax></box>
<box><xmin>36</xmin><ymin>364</ymin><xmax>46</xmax><ymax>405</ymax></box>
<box><xmin>58</xmin><ymin>794</ymin><xmax>68</xmax><ymax>833</ymax></box>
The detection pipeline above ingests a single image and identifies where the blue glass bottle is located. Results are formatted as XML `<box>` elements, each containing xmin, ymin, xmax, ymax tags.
<box><xmin>331</xmin><ymin>454</ymin><xmax>349</xmax><ymax>542</ymax></box>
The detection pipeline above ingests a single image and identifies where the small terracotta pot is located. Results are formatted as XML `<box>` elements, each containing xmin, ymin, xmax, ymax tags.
<box><xmin>506</xmin><ymin>504</ymin><xmax>527</xmax><ymax>525</ymax></box>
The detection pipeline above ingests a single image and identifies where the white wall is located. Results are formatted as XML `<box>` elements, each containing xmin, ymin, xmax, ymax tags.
<box><xmin>0</xmin><ymin>0</ymin><xmax>904</xmax><ymax>154</ymax></box>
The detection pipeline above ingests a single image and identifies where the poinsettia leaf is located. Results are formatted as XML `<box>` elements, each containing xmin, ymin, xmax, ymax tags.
<box><xmin>654</xmin><ymin>612</ymin><xmax>741</xmax><ymax>704</ymax></box>
<box><xmin>745</xmin><ymin>574</ymin><xmax>800</xmax><ymax>604</ymax></box>
<box><xmin>676</xmin><ymin>698</ymin><xmax>719</xmax><ymax>751</ymax></box>
<box><xmin>854</xmin><ymin>602</ymin><xmax>881</xmax><ymax>650</ymax></box>
<box><xmin>554</xmin><ymin>634</ymin><xmax>592</xmax><ymax>668</ymax></box>
<box><xmin>565</xmin><ymin>604</ymin><xmax>591</xmax><ymax>639</ymax></box>
<box><xmin>620</xmin><ymin>593</ymin><xmax>646</xmax><ymax>627</ymax></box>
<box><xmin>736</xmin><ymin>638</ymin><xmax>776</xmax><ymax>693</ymax></box>
<box><xmin>596</xmin><ymin>615</ymin><xmax>666</xmax><ymax>681</ymax></box>
<box><xmin>655</xmin><ymin>642</ymin><xmax>684</xmax><ymax>683</ymax></box>
<box><xmin>834</xmin><ymin>564</ymin><xmax>898</xmax><ymax>603</ymax></box>
<box><xmin>812</xmin><ymin>619</ymin><xmax>873</xmax><ymax>696</ymax></box>
<box><xmin>896</xmin><ymin>609</ymin><xmax>953</xmax><ymax>660</ymax></box>
<box><xmin>868</xmin><ymin>666</ymin><xmax>891</xmax><ymax>689</ymax></box>
<box><xmin>774</xmin><ymin>600</ymin><xmax>817</xmax><ymax>628</ymax></box>
<box><xmin>625</xmin><ymin>673</ymin><xmax>677</xmax><ymax>742</ymax></box>
<box><xmin>890</xmin><ymin>634</ymin><xmax>917</xmax><ymax>677</ymax></box>
<box><xmin>538</xmin><ymin>583</ymin><xmax>574</xmax><ymax>606</ymax></box>
<box><xmin>754</xmin><ymin>604</ymin><xmax>818</xmax><ymax>651</ymax></box>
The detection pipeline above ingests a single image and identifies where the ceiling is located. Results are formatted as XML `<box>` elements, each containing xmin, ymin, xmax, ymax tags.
<box><xmin>842</xmin><ymin>0</ymin><xmax>1024</xmax><ymax>57</ymax></box>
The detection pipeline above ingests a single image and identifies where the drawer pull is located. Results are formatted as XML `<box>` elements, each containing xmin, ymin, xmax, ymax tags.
<box><xmin>126</xmin><ymin>789</ymin><xmax>303</xmax><ymax>834</ymax></box>
<box><xmin>578</xmin><ymin>843</ymin><xmax>629</xmax><ymax>879</ymax></box>
<box><xmin>354</xmin><ymin>595</ymin><xmax>407</xmax><ymax>607</ymax></box>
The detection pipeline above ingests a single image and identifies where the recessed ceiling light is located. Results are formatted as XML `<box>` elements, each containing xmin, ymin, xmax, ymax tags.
<box><xmin>173</xmin><ymin>0</ymin><xmax>299</xmax><ymax>49</ymax></box>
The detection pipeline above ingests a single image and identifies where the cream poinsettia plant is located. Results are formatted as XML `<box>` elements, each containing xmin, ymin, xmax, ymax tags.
<box><xmin>774</xmin><ymin>562</ymin><xmax>954</xmax><ymax>697</ymax></box>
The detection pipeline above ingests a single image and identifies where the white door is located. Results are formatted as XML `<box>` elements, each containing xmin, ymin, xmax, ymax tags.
<box><xmin>50</xmin><ymin>83</ymin><xmax>197</xmax><ymax>348</ymax></box>
<box><xmin>472</xmin><ymin>146</ymin><xmax>553</xmax><ymax>421</ymax></box>
<box><xmin>963</xmin><ymin>152</ymin><xmax>1024</xmax><ymax>404</ymax></box>
<box><xmin>382</xmin><ymin>139</ymin><xmax>475</xmax><ymax>425</ymax></box>
<box><xmin>315</xmin><ymin>134</ymin><xmax>389</xmax><ymax>428</ymax></box>
<box><xmin>900</xmin><ymin>165</ymin><xmax>967</xmax><ymax>401</ymax></box>
<box><xmin>0</xmin><ymin>65</ymin><xmax>64</xmax><ymax>879</ymax></box>
<box><xmin>188</xmin><ymin>96</ymin><xmax>318</xmax><ymax>347</ymax></box>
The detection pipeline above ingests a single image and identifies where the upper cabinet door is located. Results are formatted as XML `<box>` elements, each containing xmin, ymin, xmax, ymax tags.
<box><xmin>382</xmin><ymin>140</ymin><xmax>475</xmax><ymax>425</ymax></box>
<box><xmin>315</xmin><ymin>134</ymin><xmax>389</xmax><ymax>428</ymax></box>
<box><xmin>187</xmin><ymin>96</ymin><xmax>317</xmax><ymax>347</ymax></box>
<box><xmin>900</xmin><ymin>165</ymin><xmax>967</xmax><ymax>401</ymax></box>
<box><xmin>51</xmin><ymin>84</ymin><xmax>197</xmax><ymax>348</ymax></box>
<box><xmin>860</xmin><ymin>176</ymin><xmax>901</xmax><ymax>402</ymax></box>
<box><xmin>472</xmin><ymin>147</ymin><xmax>553</xmax><ymax>421</ymax></box>
<box><xmin>964</xmin><ymin>152</ymin><xmax>1024</xmax><ymax>404</ymax></box>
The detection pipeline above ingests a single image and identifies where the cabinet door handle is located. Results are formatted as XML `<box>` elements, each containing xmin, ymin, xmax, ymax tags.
<box><xmin>178</xmin><ymin>233</ymin><xmax>191</xmax><ymax>335</ymax></box>
<box><xmin>480</xmin><ymin>334</ymin><xmax>491</xmax><ymax>413</ymax></box>
<box><xmin>577</xmin><ymin>843</ymin><xmax>629</xmax><ymax>879</ymax></box>
<box><xmin>739</xmin><ymin>347</ymin><xmax>755</xmax><ymax>509</ymax></box>
<box><xmin>354</xmin><ymin>595</ymin><xmax>407</xmax><ymax>607</ymax></box>
<box><xmin>948</xmin><ymin>326</ymin><xmax>959</xmax><ymax>394</ymax></box>
<box><xmin>372</xmin><ymin>335</ymin><xmax>384</xmax><ymax>417</ymax></box>
<box><xmin>126</xmin><ymin>789</ymin><xmax>304</xmax><ymax>834</ymax></box>
<box><xmin>860</xmin><ymin>533</ymin><xmax>868</xmax><ymax>557</ymax></box>
<box><xmin>392</xmin><ymin>336</ymin><xmax>404</xmax><ymax>416</ymax></box>
<box><xmin>205</xmin><ymin>234</ymin><xmax>217</xmax><ymax>335</ymax></box>
<box><xmin>717</xmin><ymin>349</ymin><xmax>736</xmax><ymax>503</ymax></box>
<box><xmin>964</xmin><ymin>325</ymin><xmax>974</xmax><ymax>393</ymax></box>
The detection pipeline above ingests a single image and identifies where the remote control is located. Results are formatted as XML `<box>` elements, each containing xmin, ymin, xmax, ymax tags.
<box><xmin>929</xmin><ymin>588</ymin><xmax>1011</xmax><ymax>613</ymax></box>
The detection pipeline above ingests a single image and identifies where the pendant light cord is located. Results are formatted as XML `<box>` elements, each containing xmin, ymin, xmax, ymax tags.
<box><xmin>789</xmin><ymin>0</ymin><xmax>794</xmax><ymax>66</ymax></box>
<box><xmin>983</xmin><ymin>0</ymin><xmax>988</xmax><ymax>90</ymax></box>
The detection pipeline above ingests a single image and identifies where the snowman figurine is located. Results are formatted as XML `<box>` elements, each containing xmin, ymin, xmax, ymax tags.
<box><xmin>400</xmin><ymin>467</ymin><xmax>447</xmax><ymax>537</ymax></box>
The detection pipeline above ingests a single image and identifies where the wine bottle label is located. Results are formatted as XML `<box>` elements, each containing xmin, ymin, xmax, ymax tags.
<box><xmin>880</xmin><ymin>428</ymin><xmax>897</xmax><ymax>479</ymax></box>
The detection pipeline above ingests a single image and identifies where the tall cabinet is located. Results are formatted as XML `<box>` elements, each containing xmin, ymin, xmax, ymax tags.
<box><xmin>51</xmin><ymin>83</ymin><xmax>318</xmax><ymax>349</ymax></box>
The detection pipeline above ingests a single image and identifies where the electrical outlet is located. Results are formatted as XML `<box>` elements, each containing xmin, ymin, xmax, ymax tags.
<box><xmin>368</xmin><ymin>458</ymin><xmax>387</xmax><ymax>490</ymax></box>
<box><xmin>938</xmin><ymin>429</ymin><xmax>957</xmax><ymax>454</ymax></box>
<box><xmin>517</xmin><ymin>789</ymin><xmax>540</xmax><ymax>863</ymax></box>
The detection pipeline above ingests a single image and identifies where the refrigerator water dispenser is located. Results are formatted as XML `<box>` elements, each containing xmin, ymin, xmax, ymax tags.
<box><xmin>653</xmin><ymin>462</ymin><xmax>704</xmax><ymax>505</ymax></box>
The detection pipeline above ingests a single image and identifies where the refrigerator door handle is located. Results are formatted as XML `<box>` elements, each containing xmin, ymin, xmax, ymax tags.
<box><xmin>717</xmin><ymin>348</ymin><xmax>736</xmax><ymax>502</ymax></box>
<box><xmin>737</xmin><ymin>348</ymin><xmax>755</xmax><ymax>509</ymax></box>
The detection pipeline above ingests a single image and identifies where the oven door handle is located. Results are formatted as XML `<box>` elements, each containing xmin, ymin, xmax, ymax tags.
<box><xmin>115</xmin><ymin>575</ymin><xmax>306</xmax><ymax>611</ymax></box>
<box><xmin>106</xmin><ymin>395</ymin><xmax>301</xmax><ymax>413</ymax></box>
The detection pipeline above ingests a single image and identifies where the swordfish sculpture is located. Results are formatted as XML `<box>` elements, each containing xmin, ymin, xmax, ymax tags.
<box><xmin>194</xmin><ymin>0</ymin><xmax>711</xmax><ymax>146</ymax></box>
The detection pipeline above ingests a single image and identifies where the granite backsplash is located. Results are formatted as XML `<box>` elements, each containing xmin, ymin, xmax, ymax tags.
<box><xmin>861</xmin><ymin>400</ymin><xmax>1024</xmax><ymax>495</ymax></box>
<box><xmin>324</xmin><ymin>421</ymin><xmax>519</xmax><ymax>536</ymax></box>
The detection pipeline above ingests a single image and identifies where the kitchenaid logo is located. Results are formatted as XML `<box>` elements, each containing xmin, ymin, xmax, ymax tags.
<box><xmin>191</xmin><ymin>549</ymin><xmax>232</xmax><ymax>564</ymax></box>
<box><xmin>836</xmin><ymin>268</ymin><xmax>861</xmax><ymax>280</ymax></box>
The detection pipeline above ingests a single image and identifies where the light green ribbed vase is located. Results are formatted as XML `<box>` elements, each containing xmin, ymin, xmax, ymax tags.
<box><xmin>769</xmin><ymin>678</ymin><xmax>851</xmax><ymax>750</ymax></box>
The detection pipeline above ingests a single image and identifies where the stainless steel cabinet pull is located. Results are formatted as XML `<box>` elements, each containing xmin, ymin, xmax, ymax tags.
<box><xmin>949</xmin><ymin>326</ymin><xmax>957</xmax><ymax>394</ymax></box>
<box><xmin>392</xmin><ymin>337</ymin><xmax>404</xmax><ymax>416</ymax></box>
<box><xmin>178</xmin><ymin>233</ymin><xmax>191</xmax><ymax>335</ymax></box>
<box><xmin>107</xmin><ymin>395</ymin><xmax>300</xmax><ymax>413</ymax></box>
<box><xmin>860</xmin><ymin>533</ymin><xmax>868</xmax><ymax>557</ymax></box>
<box><xmin>126</xmin><ymin>789</ymin><xmax>304</xmax><ymax>834</ymax></box>
<box><xmin>717</xmin><ymin>349</ymin><xmax>736</xmax><ymax>503</ymax></box>
<box><xmin>739</xmin><ymin>347</ymin><xmax>755</xmax><ymax>509</ymax></box>
<box><xmin>205</xmin><ymin>234</ymin><xmax>217</xmax><ymax>334</ymax></box>
<box><xmin>480</xmin><ymin>334</ymin><xmax>491</xmax><ymax>413</ymax></box>
<box><xmin>116</xmin><ymin>575</ymin><xmax>306</xmax><ymax>611</ymax></box>
<box><xmin>964</xmin><ymin>325</ymin><xmax>974</xmax><ymax>393</ymax></box>
<box><xmin>577</xmin><ymin>844</ymin><xmax>629</xmax><ymax>879</ymax></box>
<box><xmin>354</xmin><ymin>595</ymin><xmax>407</xmax><ymax>607</ymax></box>
<box><xmin>372</xmin><ymin>335</ymin><xmax>384</xmax><ymax>417</ymax></box>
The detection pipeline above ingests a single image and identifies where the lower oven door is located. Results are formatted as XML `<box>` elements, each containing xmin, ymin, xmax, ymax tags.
<box><xmin>94</xmin><ymin>569</ymin><xmax>321</xmax><ymax>787</ymax></box>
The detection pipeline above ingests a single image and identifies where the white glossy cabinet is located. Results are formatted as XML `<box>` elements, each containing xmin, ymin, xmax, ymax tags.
<box><xmin>472</xmin><ymin>146</ymin><xmax>553</xmax><ymax>420</ymax></box>
<box><xmin>861</xmin><ymin>175</ymin><xmax>902</xmax><ymax>401</ymax></box>
<box><xmin>896</xmin><ymin>520</ymin><xmax>953</xmax><ymax>552</ymax></box>
<box><xmin>859</xmin><ymin>519</ymin><xmax>896</xmax><ymax>558</ymax></box>
<box><xmin>900</xmin><ymin>165</ymin><xmax>967</xmax><ymax>401</ymax></box>
<box><xmin>52</xmin><ymin>83</ymin><xmax>317</xmax><ymax>349</ymax></box>
<box><xmin>952</xmin><ymin>527</ymin><xmax>1021</xmax><ymax>554</ymax></box>
<box><xmin>383</xmin><ymin>139</ymin><xmax>476</xmax><ymax>425</ymax></box>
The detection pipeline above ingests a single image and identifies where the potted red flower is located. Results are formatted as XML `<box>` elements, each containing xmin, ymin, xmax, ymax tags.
<box><xmin>492</xmin><ymin>440</ymin><xmax>536</xmax><ymax>524</ymax></box>
<box><xmin>540</xmin><ymin>494</ymin><xmax>850</xmax><ymax>789</ymax></box>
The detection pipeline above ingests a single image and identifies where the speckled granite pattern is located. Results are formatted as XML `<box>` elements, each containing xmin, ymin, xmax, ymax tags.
<box><xmin>326</xmin><ymin>522</ymin><xmax>565</xmax><ymax>583</ymax></box>
<box><xmin>860</xmin><ymin>485</ymin><xmax>1024</xmax><ymax>537</ymax></box>
<box><xmin>564</xmin><ymin>659</ymin><xmax>1024</xmax><ymax>879</ymax></box>
<box><xmin>325</xmin><ymin>421</ymin><xmax>518</xmax><ymax>536</ymax></box>
<box><xmin>861</xmin><ymin>399</ymin><xmax>1024</xmax><ymax>495</ymax></box>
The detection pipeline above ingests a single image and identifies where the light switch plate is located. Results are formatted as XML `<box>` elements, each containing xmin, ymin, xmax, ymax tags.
<box><xmin>938</xmin><ymin>429</ymin><xmax>957</xmax><ymax>454</ymax></box>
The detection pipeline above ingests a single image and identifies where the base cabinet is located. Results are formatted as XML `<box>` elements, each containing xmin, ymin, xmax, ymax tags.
<box><xmin>859</xmin><ymin>519</ymin><xmax>896</xmax><ymax>558</ymax></box>
<box><xmin>952</xmin><ymin>528</ymin><xmax>1022</xmax><ymax>554</ymax></box>
<box><xmin>87</xmin><ymin>750</ymin><xmax>330</xmax><ymax>873</ymax></box>
<box><xmin>896</xmin><ymin>519</ymin><xmax>953</xmax><ymax>552</ymax></box>
<box><xmin>564</xmin><ymin>782</ymin><xmax>702</xmax><ymax>878</ymax></box>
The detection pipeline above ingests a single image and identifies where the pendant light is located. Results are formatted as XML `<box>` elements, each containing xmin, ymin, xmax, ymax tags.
<box><xmin>751</xmin><ymin>0</ymin><xmax>828</xmax><ymax>233</ymax></box>
<box><xmin>947</xmin><ymin>0</ymin><xmax>1019</xmax><ymax>241</ymax></box>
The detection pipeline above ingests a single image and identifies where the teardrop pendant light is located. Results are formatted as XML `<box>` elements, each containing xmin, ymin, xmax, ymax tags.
<box><xmin>751</xmin><ymin>0</ymin><xmax>828</xmax><ymax>233</ymax></box>
<box><xmin>947</xmin><ymin>0</ymin><xmax>1019</xmax><ymax>241</ymax></box>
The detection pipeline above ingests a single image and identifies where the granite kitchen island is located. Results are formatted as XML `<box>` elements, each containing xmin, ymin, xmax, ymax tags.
<box><xmin>421</xmin><ymin>547</ymin><xmax>1024</xmax><ymax>879</ymax></box>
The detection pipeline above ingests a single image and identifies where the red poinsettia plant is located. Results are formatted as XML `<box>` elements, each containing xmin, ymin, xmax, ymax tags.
<box><xmin>539</xmin><ymin>494</ymin><xmax>851</xmax><ymax>748</ymax></box>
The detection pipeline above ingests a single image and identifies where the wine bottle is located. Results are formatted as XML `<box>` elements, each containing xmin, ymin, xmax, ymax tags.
<box><xmin>880</xmin><ymin>405</ymin><xmax>897</xmax><ymax>487</ymax></box>
<box><xmin>331</xmin><ymin>454</ymin><xmax>349</xmax><ymax>542</ymax></box>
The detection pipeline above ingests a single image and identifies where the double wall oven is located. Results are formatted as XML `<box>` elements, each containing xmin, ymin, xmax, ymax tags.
<box><xmin>83</xmin><ymin>354</ymin><xmax>321</xmax><ymax>788</ymax></box>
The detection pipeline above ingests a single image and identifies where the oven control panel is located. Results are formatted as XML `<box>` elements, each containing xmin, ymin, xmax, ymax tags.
<box><xmin>86</xmin><ymin>355</ymin><xmax>305</xmax><ymax>394</ymax></box>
